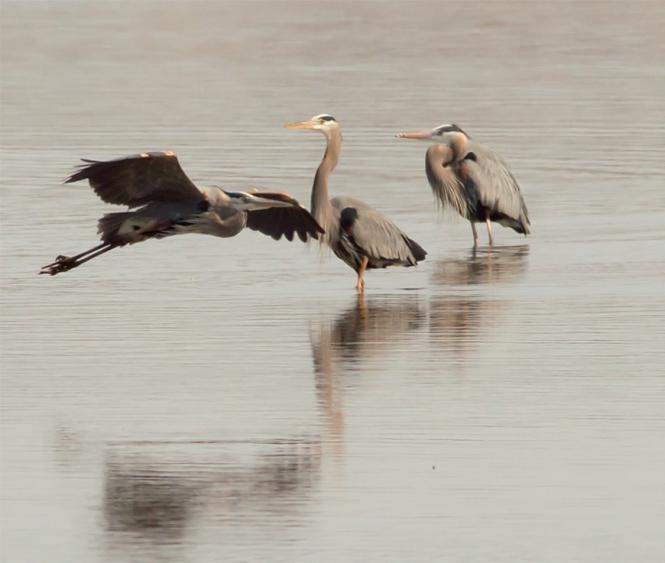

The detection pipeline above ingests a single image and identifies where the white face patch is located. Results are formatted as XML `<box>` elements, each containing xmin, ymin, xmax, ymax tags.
<box><xmin>309</xmin><ymin>114</ymin><xmax>338</xmax><ymax>131</ymax></box>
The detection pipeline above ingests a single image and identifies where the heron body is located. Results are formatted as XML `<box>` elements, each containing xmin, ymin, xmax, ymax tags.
<box><xmin>40</xmin><ymin>151</ymin><xmax>323</xmax><ymax>275</ymax></box>
<box><xmin>287</xmin><ymin>115</ymin><xmax>426</xmax><ymax>291</ymax></box>
<box><xmin>333</xmin><ymin>196</ymin><xmax>426</xmax><ymax>271</ymax></box>
<box><xmin>399</xmin><ymin>124</ymin><xmax>530</xmax><ymax>246</ymax></box>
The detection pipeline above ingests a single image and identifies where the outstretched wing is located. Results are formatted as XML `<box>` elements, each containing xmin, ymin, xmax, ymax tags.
<box><xmin>460</xmin><ymin>143</ymin><xmax>530</xmax><ymax>232</ymax></box>
<box><xmin>333</xmin><ymin>197</ymin><xmax>426</xmax><ymax>266</ymax></box>
<box><xmin>65</xmin><ymin>151</ymin><xmax>203</xmax><ymax>208</ymax></box>
<box><xmin>245</xmin><ymin>191</ymin><xmax>325</xmax><ymax>242</ymax></box>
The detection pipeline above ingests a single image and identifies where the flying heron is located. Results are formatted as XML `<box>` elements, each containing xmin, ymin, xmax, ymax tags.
<box><xmin>397</xmin><ymin>124</ymin><xmax>530</xmax><ymax>247</ymax></box>
<box><xmin>286</xmin><ymin>114</ymin><xmax>426</xmax><ymax>291</ymax></box>
<box><xmin>39</xmin><ymin>151</ymin><xmax>324</xmax><ymax>275</ymax></box>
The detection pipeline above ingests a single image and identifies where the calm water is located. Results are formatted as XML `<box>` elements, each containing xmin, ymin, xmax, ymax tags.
<box><xmin>1</xmin><ymin>1</ymin><xmax>664</xmax><ymax>562</ymax></box>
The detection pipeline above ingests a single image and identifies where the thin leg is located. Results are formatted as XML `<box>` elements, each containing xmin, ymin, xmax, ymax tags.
<box><xmin>470</xmin><ymin>221</ymin><xmax>479</xmax><ymax>248</ymax></box>
<box><xmin>355</xmin><ymin>256</ymin><xmax>369</xmax><ymax>292</ymax></box>
<box><xmin>45</xmin><ymin>242</ymin><xmax>110</xmax><ymax>268</ymax></box>
<box><xmin>485</xmin><ymin>211</ymin><xmax>494</xmax><ymax>246</ymax></box>
<box><xmin>40</xmin><ymin>243</ymin><xmax>116</xmax><ymax>275</ymax></box>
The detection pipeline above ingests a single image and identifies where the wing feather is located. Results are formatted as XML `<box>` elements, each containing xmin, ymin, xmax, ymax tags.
<box><xmin>245</xmin><ymin>192</ymin><xmax>325</xmax><ymax>242</ymax></box>
<box><xmin>65</xmin><ymin>152</ymin><xmax>203</xmax><ymax>208</ymax></box>
<box><xmin>460</xmin><ymin>143</ymin><xmax>530</xmax><ymax>232</ymax></box>
<box><xmin>332</xmin><ymin>197</ymin><xmax>426</xmax><ymax>266</ymax></box>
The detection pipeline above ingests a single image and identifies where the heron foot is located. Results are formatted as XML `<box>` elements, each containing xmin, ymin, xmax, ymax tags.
<box><xmin>39</xmin><ymin>255</ymin><xmax>77</xmax><ymax>276</ymax></box>
<box><xmin>355</xmin><ymin>256</ymin><xmax>368</xmax><ymax>293</ymax></box>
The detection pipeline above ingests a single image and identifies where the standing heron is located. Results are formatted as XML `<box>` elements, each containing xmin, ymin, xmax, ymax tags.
<box><xmin>286</xmin><ymin>114</ymin><xmax>426</xmax><ymax>291</ymax></box>
<box><xmin>40</xmin><ymin>151</ymin><xmax>324</xmax><ymax>275</ymax></box>
<box><xmin>397</xmin><ymin>124</ymin><xmax>530</xmax><ymax>247</ymax></box>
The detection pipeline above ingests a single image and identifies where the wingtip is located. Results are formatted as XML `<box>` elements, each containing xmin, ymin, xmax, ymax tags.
<box><xmin>63</xmin><ymin>159</ymin><xmax>97</xmax><ymax>183</ymax></box>
<box><xmin>63</xmin><ymin>172</ymin><xmax>81</xmax><ymax>184</ymax></box>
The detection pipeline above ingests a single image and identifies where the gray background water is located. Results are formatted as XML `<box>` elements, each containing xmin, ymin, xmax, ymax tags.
<box><xmin>1</xmin><ymin>1</ymin><xmax>664</xmax><ymax>562</ymax></box>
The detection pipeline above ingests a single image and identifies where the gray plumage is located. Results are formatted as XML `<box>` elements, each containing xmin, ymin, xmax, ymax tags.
<box><xmin>398</xmin><ymin>124</ymin><xmax>530</xmax><ymax>246</ymax></box>
<box><xmin>287</xmin><ymin>114</ymin><xmax>426</xmax><ymax>291</ymax></box>
<box><xmin>40</xmin><ymin>151</ymin><xmax>323</xmax><ymax>275</ymax></box>
<box><xmin>333</xmin><ymin>197</ymin><xmax>425</xmax><ymax>270</ymax></box>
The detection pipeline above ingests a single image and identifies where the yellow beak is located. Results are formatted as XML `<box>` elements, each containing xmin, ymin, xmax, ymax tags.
<box><xmin>285</xmin><ymin>120</ymin><xmax>318</xmax><ymax>130</ymax></box>
<box><xmin>395</xmin><ymin>130</ymin><xmax>434</xmax><ymax>140</ymax></box>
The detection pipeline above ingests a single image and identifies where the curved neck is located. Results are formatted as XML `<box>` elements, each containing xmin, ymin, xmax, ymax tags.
<box><xmin>426</xmin><ymin>144</ymin><xmax>453</xmax><ymax>180</ymax></box>
<box><xmin>311</xmin><ymin>128</ymin><xmax>341</xmax><ymax>225</ymax></box>
<box><xmin>446</xmin><ymin>132</ymin><xmax>469</xmax><ymax>161</ymax></box>
<box><xmin>425</xmin><ymin>144</ymin><xmax>469</xmax><ymax>217</ymax></box>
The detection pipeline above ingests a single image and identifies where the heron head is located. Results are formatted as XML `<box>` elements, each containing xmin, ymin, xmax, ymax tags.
<box><xmin>285</xmin><ymin>114</ymin><xmax>340</xmax><ymax>136</ymax></box>
<box><xmin>225</xmin><ymin>191</ymin><xmax>292</xmax><ymax>211</ymax></box>
<box><xmin>396</xmin><ymin>123</ymin><xmax>471</xmax><ymax>142</ymax></box>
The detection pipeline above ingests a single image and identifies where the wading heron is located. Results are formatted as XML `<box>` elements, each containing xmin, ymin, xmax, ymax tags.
<box><xmin>40</xmin><ymin>151</ymin><xmax>324</xmax><ymax>275</ymax></box>
<box><xmin>397</xmin><ymin>124</ymin><xmax>530</xmax><ymax>247</ymax></box>
<box><xmin>286</xmin><ymin>115</ymin><xmax>426</xmax><ymax>291</ymax></box>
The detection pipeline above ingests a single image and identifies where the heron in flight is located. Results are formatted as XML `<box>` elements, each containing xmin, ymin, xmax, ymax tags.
<box><xmin>40</xmin><ymin>151</ymin><xmax>324</xmax><ymax>275</ymax></box>
<box><xmin>286</xmin><ymin>115</ymin><xmax>426</xmax><ymax>291</ymax></box>
<box><xmin>397</xmin><ymin>124</ymin><xmax>530</xmax><ymax>247</ymax></box>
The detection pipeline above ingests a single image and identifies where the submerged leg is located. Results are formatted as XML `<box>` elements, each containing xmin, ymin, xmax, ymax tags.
<box><xmin>470</xmin><ymin>221</ymin><xmax>479</xmax><ymax>248</ymax></box>
<box><xmin>485</xmin><ymin>211</ymin><xmax>494</xmax><ymax>246</ymax></box>
<box><xmin>355</xmin><ymin>256</ymin><xmax>369</xmax><ymax>292</ymax></box>
<box><xmin>40</xmin><ymin>243</ymin><xmax>116</xmax><ymax>276</ymax></box>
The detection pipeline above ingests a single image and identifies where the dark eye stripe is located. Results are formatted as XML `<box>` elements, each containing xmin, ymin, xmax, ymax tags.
<box><xmin>319</xmin><ymin>115</ymin><xmax>336</xmax><ymax>122</ymax></box>
<box><xmin>435</xmin><ymin>123</ymin><xmax>470</xmax><ymax>139</ymax></box>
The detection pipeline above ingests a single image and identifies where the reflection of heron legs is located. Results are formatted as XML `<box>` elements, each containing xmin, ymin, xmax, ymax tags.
<box><xmin>40</xmin><ymin>243</ymin><xmax>116</xmax><ymax>275</ymax></box>
<box><xmin>470</xmin><ymin>221</ymin><xmax>479</xmax><ymax>248</ymax></box>
<box><xmin>356</xmin><ymin>256</ymin><xmax>369</xmax><ymax>292</ymax></box>
<box><xmin>356</xmin><ymin>291</ymin><xmax>367</xmax><ymax>315</ymax></box>
<box><xmin>484</xmin><ymin>211</ymin><xmax>494</xmax><ymax>246</ymax></box>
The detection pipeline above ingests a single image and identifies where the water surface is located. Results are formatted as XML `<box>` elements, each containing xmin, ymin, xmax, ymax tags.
<box><xmin>1</xmin><ymin>1</ymin><xmax>664</xmax><ymax>562</ymax></box>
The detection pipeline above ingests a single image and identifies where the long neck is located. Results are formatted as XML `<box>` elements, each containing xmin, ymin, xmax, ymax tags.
<box><xmin>425</xmin><ymin>144</ymin><xmax>469</xmax><ymax>218</ymax></box>
<box><xmin>199</xmin><ymin>187</ymin><xmax>246</xmax><ymax>237</ymax></box>
<box><xmin>311</xmin><ymin>129</ymin><xmax>341</xmax><ymax>228</ymax></box>
<box><xmin>447</xmin><ymin>132</ymin><xmax>469</xmax><ymax>161</ymax></box>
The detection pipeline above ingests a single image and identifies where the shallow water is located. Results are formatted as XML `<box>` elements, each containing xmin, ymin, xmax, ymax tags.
<box><xmin>1</xmin><ymin>1</ymin><xmax>664</xmax><ymax>562</ymax></box>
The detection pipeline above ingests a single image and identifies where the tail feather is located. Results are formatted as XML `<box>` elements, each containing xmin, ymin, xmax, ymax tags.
<box><xmin>497</xmin><ymin>213</ymin><xmax>530</xmax><ymax>235</ymax></box>
<box><xmin>97</xmin><ymin>212</ymin><xmax>134</xmax><ymax>245</ymax></box>
<box><xmin>404</xmin><ymin>236</ymin><xmax>427</xmax><ymax>263</ymax></box>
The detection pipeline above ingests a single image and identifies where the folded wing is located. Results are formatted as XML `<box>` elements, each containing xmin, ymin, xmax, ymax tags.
<box><xmin>460</xmin><ymin>143</ymin><xmax>530</xmax><ymax>233</ymax></box>
<box><xmin>334</xmin><ymin>197</ymin><xmax>426</xmax><ymax>266</ymax></box>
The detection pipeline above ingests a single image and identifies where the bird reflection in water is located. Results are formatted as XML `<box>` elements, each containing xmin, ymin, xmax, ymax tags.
<box><xmin>101</xmin><ymin>439</ymin><xmax>320</xmax><ymax>557</ymax></box>
<box><xmin>429</xmin><ymin>246</ymin><xmax>529</xmax><ymax>356</ymax></box>
<box><xmin>431</xmin><ymin>245</ymin><xmax>529</xmax><ymax>286</ymax></box>
<box><xmin>310</xmin><ymin>294</ymin><xmax>426</xmax><ymax>455</ymax></box>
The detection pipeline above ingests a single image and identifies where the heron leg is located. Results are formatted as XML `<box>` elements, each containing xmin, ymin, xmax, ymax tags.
<box><xmin>57</xmin><ymin>242</ymin><xmax>109</xmax><ymax>264</ymax></box>
<box><xmin>485</xmin><ymin>212</ymin><xmax>494</xmax><ymax>246</ymax></box>
<box><xmin>355</xmin><ymin>256</ymin><xmax>369</xmax><ymax>292</ymax></box>
<box><xmin>470</xmin><ymin>221</ymin><xmax>479</xmax><ymax>248</ymax></box>
<box><xmin>40</xmin><ymin>243</ymin><xmax>116</xmax><ymax>275</ymax></box>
